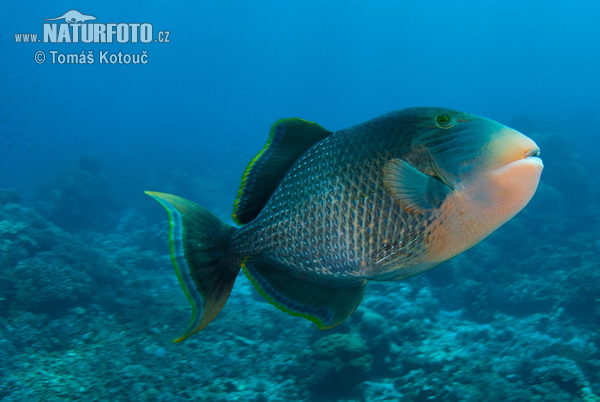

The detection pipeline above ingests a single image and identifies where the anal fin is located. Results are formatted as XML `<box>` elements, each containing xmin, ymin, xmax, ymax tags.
<box><xmin>242</xmin><ymin>257</ymin><xmax>366</xmax><ymax>329</ymax></box>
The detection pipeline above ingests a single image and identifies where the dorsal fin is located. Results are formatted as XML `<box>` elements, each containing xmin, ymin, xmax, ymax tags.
<box><xmin>233</xmin><ymin>118</ymin><xmax>331</xmax><ymax>224</ymax></box>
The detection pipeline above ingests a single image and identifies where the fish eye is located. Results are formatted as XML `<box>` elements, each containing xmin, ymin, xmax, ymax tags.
<box><xmin>435</xmin><ymin>114</ymin><xmax>454</xmax><ymax>129</ymax></box>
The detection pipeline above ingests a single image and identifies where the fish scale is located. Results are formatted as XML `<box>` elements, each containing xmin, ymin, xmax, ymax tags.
<box><xmin>233</xmin><ymin>120</ymin><xmax>430</xmax><ymax>281</ymax></box>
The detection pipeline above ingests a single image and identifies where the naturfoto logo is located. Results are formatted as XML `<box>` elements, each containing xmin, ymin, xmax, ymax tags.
<box><xmin>15</xmin><ymin>10</ymin><xmax>171</xmax><ymax>65</ymax></box>
<box><xmin>14</xmin><ymin>9</ymin><xmax>170</xmax><ymax>44</ymax></box>
<box><xmin>44</xmin><ymin>9</ymin><xmax>153</xmax><ymax>43</ymax></box>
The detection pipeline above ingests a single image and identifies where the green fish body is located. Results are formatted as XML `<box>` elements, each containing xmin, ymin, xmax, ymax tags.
<box><xmin>147</xmin><ymin>107</ymin><xmax>543</xmax><ymax>341</ymax></box>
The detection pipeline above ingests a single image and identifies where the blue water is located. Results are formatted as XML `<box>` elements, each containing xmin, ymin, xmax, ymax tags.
<box><xmin>1</xmin><ymin>1</ymin><xmax>599</xmax><ymax>401</ymax></box>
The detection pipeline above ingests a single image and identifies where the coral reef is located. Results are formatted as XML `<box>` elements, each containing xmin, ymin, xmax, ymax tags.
<box><xmin>303</xmin><ymin>333</ymin><xmax>374</xmax><ymax>397</ymax></box>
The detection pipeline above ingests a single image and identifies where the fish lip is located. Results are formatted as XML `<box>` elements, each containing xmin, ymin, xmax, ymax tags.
<box><xmin>498</xmin><ymin>151</ymin><xmax>544</xmax><ymax>175</ymax></box>
<box><xmin>495</xmin><ymin>145</ymin><xmax>544</xmax><ymax>176</ymax></box>
<box><xmin>525</xmin><ymin>146</ymin><xmax>541</xmax><ymax>159</ymax></box>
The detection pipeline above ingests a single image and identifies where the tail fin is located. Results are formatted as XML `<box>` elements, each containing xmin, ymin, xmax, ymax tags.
<box><xmin>145</xmin><ymin>191</ymin><xmax>239</xmax><ymax>342</ymax></box>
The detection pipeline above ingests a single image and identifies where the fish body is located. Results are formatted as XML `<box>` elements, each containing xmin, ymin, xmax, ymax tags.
<box><xmin>146</xmin><ymin>107</ymin><xmax>543</xmax><ymax>341</ymax></box>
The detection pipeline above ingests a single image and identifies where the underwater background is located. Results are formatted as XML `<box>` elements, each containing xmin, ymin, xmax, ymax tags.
<box><xmin>1</xmin><ymin>1</ymin><xmax>600</xmax><ymax>401</ymax></box>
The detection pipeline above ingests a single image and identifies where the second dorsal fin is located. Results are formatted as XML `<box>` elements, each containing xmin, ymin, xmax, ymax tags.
<box><xmin>233</xmin><ymin>118</ymin><xmax>331</xmax><ymax>224</ymax></box>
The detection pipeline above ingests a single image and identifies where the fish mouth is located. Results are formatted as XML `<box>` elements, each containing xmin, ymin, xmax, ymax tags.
<box><xmin>496</xmin><ymin>146</ymin><xmax>543</xmax><ymax>177</ymax></box>
<box><xmin>525</xmin><ymin>147</ymin><xmax>541</xmax><ymax>160</ymax></box>
<box><xmin>521</xmin><ymin>146</ymin><xmax>543</xmax><ymax>170</ymax></box>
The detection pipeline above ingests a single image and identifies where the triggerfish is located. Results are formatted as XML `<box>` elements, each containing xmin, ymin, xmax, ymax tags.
<box><xmin>146</xmin><ymin>107</ymin><xmax>543</xmax><ymax>342</ymax></box>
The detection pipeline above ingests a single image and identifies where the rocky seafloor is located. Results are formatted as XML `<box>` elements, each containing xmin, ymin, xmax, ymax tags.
<box><xmin>0</xmin><ymin>131</ymin><xmax>599</xmax><ymax>401</ymax></box>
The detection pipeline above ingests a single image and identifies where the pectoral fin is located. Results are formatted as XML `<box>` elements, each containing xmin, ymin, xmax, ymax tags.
<box><xmin>383</xmin><ymin>158</ymin><xmax>451</xmax><ymax>213</ymax></box>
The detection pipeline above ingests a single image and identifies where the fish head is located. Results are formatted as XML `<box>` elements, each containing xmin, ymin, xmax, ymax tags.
<box><xmin>407</xmin><ymin>108</ymin><xmax>543</xmax><ymax>209</ymax></box>
<box><xmin>398</xmin><ymin>108</ymin><xmax>544</xmax><ymax>264</ymax></box>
